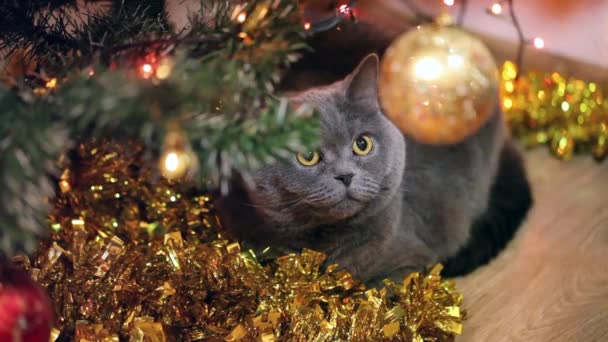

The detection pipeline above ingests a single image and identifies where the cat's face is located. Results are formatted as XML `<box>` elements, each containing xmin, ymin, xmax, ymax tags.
<box><xmin>250</xmin><ymin>54</ymin><xmax>405</xmax><ymax>232</ymax></box>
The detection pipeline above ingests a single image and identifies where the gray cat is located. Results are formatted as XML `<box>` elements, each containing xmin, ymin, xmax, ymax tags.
<box><xmin>217</xmin><ymin>53</ymin><xmax>531</xmax><ymax>286</ymax></box>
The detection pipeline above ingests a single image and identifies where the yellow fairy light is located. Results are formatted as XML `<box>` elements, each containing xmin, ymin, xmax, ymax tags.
<box><xmin>237</xmin><ymin>12</ymin><xmax>247</xmax><ymax>23</ymax></box>
<box><xmin>155</xmin><ymin>59</ymin><xmax>173</xmax><ymax>80</ymax></box>
<box><xmin>561</xmin><ymin>101</ymin><xmax>570</xmax><ymax>112</ymax></box>
<box><xmin>533</xmin><ymin>37</ymin><xmax>545</xmax><ymax>49</ymax></box>
<box><xmin>504</xmin><ymin>81</ymin><xmax>514</xmax><ymax>93</ymax></box>
<box><xmin>140</xmin><ymin>63</ymin><xmax>154</xmax><ymax>79</ymax></box>
<box><xmin>237</xmin><ymin>31</ymin><xmax>253</xmax><ymax>45</ymax></box>
<box><xmin>58</xmin><ymin>179</ymin><xmax>71</xmax><ymax>193</ymax></box>
<box><xmin>164</xmin><ymin>152</ymin><xmax>180</xmax><ymax>172</ymax></box>
<box><xmin>490</xmin><ymin>3</ymin><xmax>503</xmax><ymax>15</ymax></box>
<box><xmin>503</xmin><ymin>97</ymin><xmax>513</xmax><ymax>109</ymax></box>
<box><xmin>45</xmin><ymin>77</ymin><xmax>57</xmax><ymax>88</ymax></box>
<box><xmin>159</xmin><ymin>125</ymin><xmax>198</xmax><ymax>180</ymax></box>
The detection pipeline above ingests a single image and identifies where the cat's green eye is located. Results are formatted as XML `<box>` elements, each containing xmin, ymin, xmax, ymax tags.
<box><xmin>353</xmin><ymin>135</ymin><xmax>373</xmax><ymax>156</ymax></box>
<box><xmin>296</xmin><ymin>151</ymin><xmax>321</xmax><ymax>166</ymax></box>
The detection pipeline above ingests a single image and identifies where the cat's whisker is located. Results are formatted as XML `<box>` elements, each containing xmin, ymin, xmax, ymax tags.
<box><xmin>242</xmin><ymin>195</ymin><xmax>306</xmax><ymax>209</ymax></box>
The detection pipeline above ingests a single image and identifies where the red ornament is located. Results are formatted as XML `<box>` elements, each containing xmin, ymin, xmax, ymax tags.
<box><xmin>0</xmin><ymin>264</ymin><xmax>52</xmax><ymax>342</ymax></box>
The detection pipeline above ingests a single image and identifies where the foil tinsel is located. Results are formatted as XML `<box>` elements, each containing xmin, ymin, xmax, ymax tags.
<box><xmin>13</xmin><ymin>141</ymin><xmax>464</xmax><ymax>341</ymax></box>
<box><xmin>501</xmin><ymin>61</ymin><xmax>608</xmax><ymax>161</ymax></box>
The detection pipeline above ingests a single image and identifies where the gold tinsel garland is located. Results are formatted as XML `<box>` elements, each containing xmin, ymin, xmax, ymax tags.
<box><xmin>500</xmin><ymin>61</ymin><xmax>608</xmax><ymax>161</ymax></box>
<box><xmin>14</xmin><ymin>141</ymin><xmax>464</xmax><ymax>341</ymax></box>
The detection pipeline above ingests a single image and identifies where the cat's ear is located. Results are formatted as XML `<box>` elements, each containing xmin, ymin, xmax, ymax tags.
<box><xmin>345</xmin><ymin>53</ymin><xmax>380</xmax><ymax>103</ymax></box>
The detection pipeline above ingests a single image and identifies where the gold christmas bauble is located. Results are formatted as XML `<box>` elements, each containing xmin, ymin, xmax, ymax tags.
<box><xmin>379</xmin><ymin>18</ymin><xmax>499</xmax><ymax>145</ymax></box>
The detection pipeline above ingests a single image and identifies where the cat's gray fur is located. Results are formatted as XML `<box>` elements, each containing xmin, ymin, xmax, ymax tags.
<box><xmin>218</xmin><ymin>54</ymin><xmax>507</xmax><ymax>285</ymax></box>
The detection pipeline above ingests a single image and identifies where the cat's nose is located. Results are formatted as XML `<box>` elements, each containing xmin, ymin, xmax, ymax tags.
<box><xmin>335</xmin><ymin>173</ymin><xmax>354</xmax><ymax>186</ymax></box>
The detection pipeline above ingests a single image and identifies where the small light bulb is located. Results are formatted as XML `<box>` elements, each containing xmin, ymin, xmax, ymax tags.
<box><xmin>414</xmin><ymin>57</ymin><xmax>443</xmax><ymax>81</ymax></box>
<box><xmin>304</xmin><ymin>22</ymin><xmax>311</xmax><ymax>30</ymax></box>
<box><xmin>141</xmin><ymin>63</ymin><xmax>154</xmax><ymax>78</ymax></box>
<box><xmin>45</xmin><ymin>78</ymin><xmax>57</xmax><ymax>89</ymax></box>
<box><xmin>237</xmin><ymin>12</ymin><xmax>246</xmax><ymax>23</ymax></box>
<box><xmin>338</xmin><ymin>4</ymin><xmax>350</xmax><ymax>14</ymax></box>
<box><xmin>533</xmin><ymin>37</ymin><xmax>545</xmax><ymax>49</ymax></box>
<box><xmin>490</xmin><ymin>3</ymin><xmax>503</xmax><ymax>15</ymax></box>
<box><xmin>156</xmin><ymin>60</ymin><xmax>173</xmax><ymax>80</ymax></box>
<box><xmin>443</xmin><ymin>0</ymin><xmax>455</xmax><ymax>6</ymax></box>
<box><xmin>164</xmin><ymin>152</ymin><xmax>179</xmax><ymax>172</ymax></box>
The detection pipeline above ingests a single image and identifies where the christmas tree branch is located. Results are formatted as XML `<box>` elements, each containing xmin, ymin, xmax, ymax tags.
<box><xmin>0</xmin><ymin>0</ymin><xmax>320</xmax><ymax>256</ymax></box>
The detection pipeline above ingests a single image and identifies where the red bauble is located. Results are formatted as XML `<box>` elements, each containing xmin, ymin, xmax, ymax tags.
<box><xmin>0</xmin><ymin>264</ymin><xmax>52</xmax><ymax>342</ymax></box>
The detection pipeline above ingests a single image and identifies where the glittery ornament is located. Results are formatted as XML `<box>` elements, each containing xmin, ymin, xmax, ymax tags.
<box><xmin>0</xmin><ymin>263</ymin><xmax>52</xmax><ymax>342</ymax></box>
<box><xmin>379</xmin><ymin>13</ymin><xmax>498</xmax><ymax>145</ymax></box>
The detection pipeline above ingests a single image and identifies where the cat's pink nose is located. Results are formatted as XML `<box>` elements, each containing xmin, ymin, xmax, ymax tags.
<box><xmin>335</xmin><ymin>173</ymin><xmax>354</xmax><ymax>186</ymax></box>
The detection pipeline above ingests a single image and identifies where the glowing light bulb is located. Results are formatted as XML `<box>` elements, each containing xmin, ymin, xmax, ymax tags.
<box><xmin>140</xmin><ymin>63</ymin><xmax>154</xmax><ymax>78</ymax></box>
<box><xmin>338</xmin><ymin>4</ymin><xmax>350</xmax><ymax>14</ymax></box>
<box><xmin>533</xmin><ymin>37</ymin><xmax>545</xmax><ymax>49</ymax></box>
<box><xmin>155</xmin><ymin>59</ymin><xmax>173</xmax><ymax>80</ymax></box>
<box><xmin>414</xmin><ymin>57</ymin><xmax>443</xmax><ymax>81</ymax></box>
<box><xmin>490</xmin><ymin>3</ymin><xmax>503</xmax><ymax>15</ymax></box>
<box><xmin>304</xmin><ymin>22</ymin><xmax>311</xmax><ymax>30</ymax></box>
<box><xmin>237</xmin><ymin>12</ymin><xmax>247</xmax><ymax>23</ymax></box>
<box><xmin>164</xmin><ymin>152</ymin><xmax>179</xmax><ymax>172</ymax></box>
<box><xmin>45</xmin><ymin>78</ymin><xmax>57</xmax><ymax>89</ymax></box>
<box><xmin>443</xmin><ymin>0</ymin><xmax>455</xmax><ymax>6</ymax></box>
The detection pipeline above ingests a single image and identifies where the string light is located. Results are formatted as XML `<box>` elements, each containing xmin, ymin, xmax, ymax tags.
<box><xmin>45</xmin><ymin>78</ymin><xmax>57</xmax><ymax>89</ymax></box>
<box><xmin>533</xmin><ymin>37</ymin><xmax>545</xmax><ymax>49</ymax></box>
<box><xmin>483</xmin><ymin>0</ymin><xmax>546</xmax><ymax>78</ymax></box>
<box><xmin>300</xmin><ymin>0</ymin><xmax>357</xmax><ymax>34</ymax></box>
<box><xmin>338</xmin><ymin>4</ymin><xmax>350</xmax><ymax>14</ymax></box>
<box><xmin>236</xmin><ymin>12</ymin><xmax>247</xmax><ymax>23</ymax></box>
<box><xmin>490</xmin><ymin>3</ymin><xmax>503</xmax><ymax>15</ymax></box>
<box><xmin>140</xmin><ymin>63</ymin><xmax>154</xmax><ymax>79</ymax></box>
<box><xmin>443</xmin><ymin>0</ymin><xmax>455</xmax><ymax>6</ymax></box>
<box><xmin>164</xmin><ymin>152</ymin><xmax>180</xmax><ymax>172</ymax></box>
<box><xmin>155</xmin><ymin>59</ymin><xmax>173</xmax><ymax>80</ymax></box>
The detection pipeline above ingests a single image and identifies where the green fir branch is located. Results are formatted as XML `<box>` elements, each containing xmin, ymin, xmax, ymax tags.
<box><xmin>0</xmin><ymin>0</ymin><xmax>320</xmax><ymax>256</ymax></box>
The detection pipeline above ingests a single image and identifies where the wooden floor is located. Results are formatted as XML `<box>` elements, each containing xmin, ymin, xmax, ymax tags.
<box><xmin>456</xmin><ymin>147</ymin><xmax>608</xmax><ymax>341</ymax></box>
